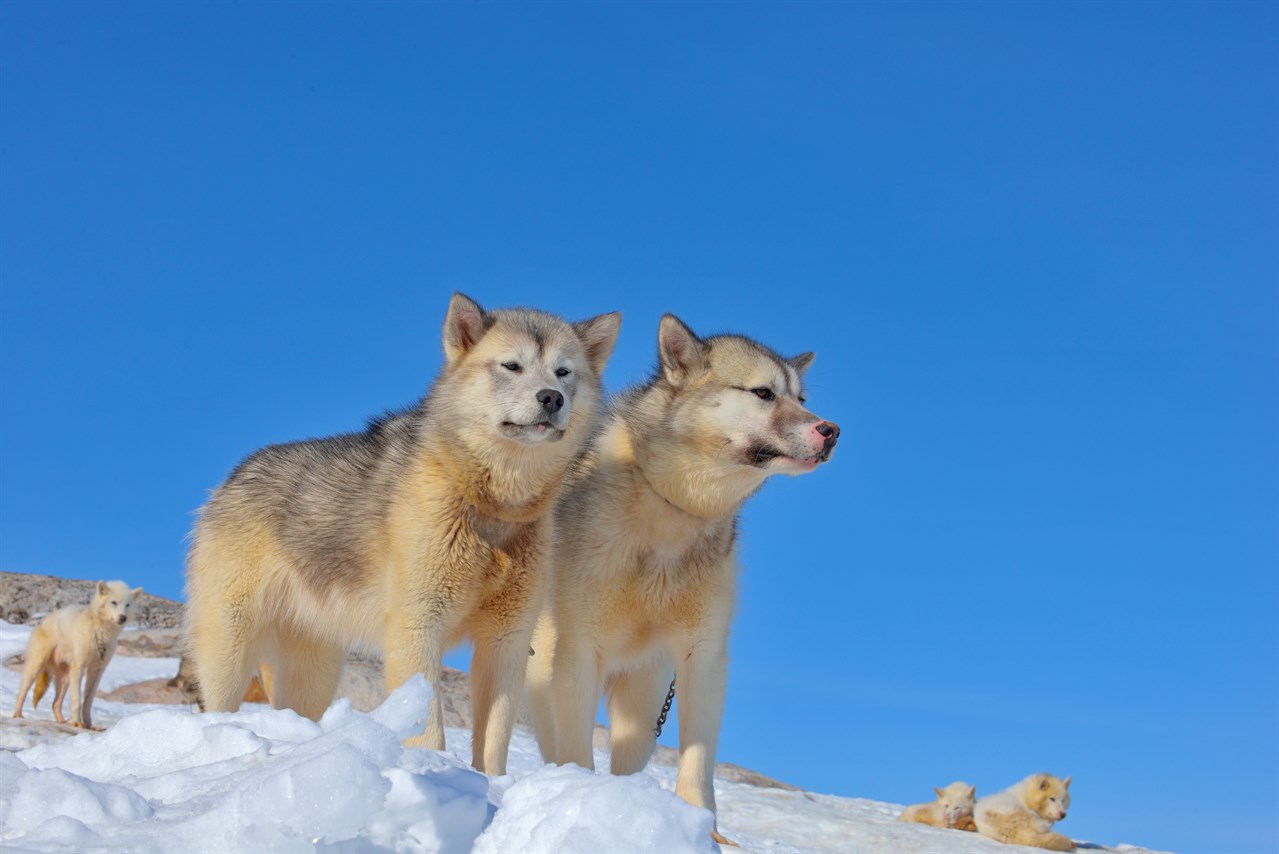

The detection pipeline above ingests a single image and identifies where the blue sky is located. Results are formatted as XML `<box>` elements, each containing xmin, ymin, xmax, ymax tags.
<box><xmin>1</xmin><ymin>2</ymin><xmax>1275</xmax><ymax>851</ymax></box>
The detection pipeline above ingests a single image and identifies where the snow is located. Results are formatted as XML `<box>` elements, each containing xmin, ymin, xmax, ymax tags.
<box><xmin>0</xmin><ymin>621</ymin><xmax>1172</xmax><ymax>853</ymax></box>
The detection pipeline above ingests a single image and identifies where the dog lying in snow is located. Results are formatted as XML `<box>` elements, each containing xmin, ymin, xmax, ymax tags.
<box><xmin>975</xmin><ymin>772</ymin><xmax>1074</xmax><ymax>851</ymax></box>
<box><xmin>12</xmin><ymin>580</ymin><xmax>142</xmax><ymax>729</ymax></box>
<box><xmin>897</xmin><ymin>780</ymin><xmax>977</xmax><ymax>830</ymax></box>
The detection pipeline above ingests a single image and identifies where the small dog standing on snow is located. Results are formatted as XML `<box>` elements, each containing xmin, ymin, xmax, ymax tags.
<box><xmin>185</xmin><ymin>293</ymin><xmax>619</xmax><ymax>776</ymax></box>
<box><xmin>898</xmin><ymin>781</ymin><xmax>978</xmax><ymax>830</ymax></box>
<box><xmin>527</xmin><ymin>315</ymin><xmax>838</xmax><ymax>841</ymax></box>
<box><xmin>975</xmin><ymin>772</ymin><xmax>1074</xmax><ymax>851</ymax></box>
<box><xmin>12</xmin><ymin>581</ymin><xmax>143</xmax><ymax>729</ymax></box>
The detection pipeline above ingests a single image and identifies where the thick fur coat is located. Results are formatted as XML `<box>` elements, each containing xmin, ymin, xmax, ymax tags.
<box><xmin>527</xmin><ymin>315</ymin><xmax>838</xmax><ymax>839</ymax></box>
<box><xmin>184</xmin><ymin>293</ymin><xmax>619</xmax><ymax>774</ymax></box>
<box><xmin>975</xmin><ymin>772</ymin><xmax>1074</xmax><ymax>851</ymax></box>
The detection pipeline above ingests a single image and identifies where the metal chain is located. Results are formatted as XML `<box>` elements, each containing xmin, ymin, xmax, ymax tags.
<box><xmin>653</xmin><ymin>677</ymin><xmax>676</xmax><ymax>738</ymax></box>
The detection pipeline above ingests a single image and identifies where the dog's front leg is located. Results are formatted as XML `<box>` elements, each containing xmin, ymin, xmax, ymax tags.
<box><xmin>79</xmin><ymin>655</ymin><xmax>107</xmax><ymax>730</ymax></box>
<box><xmin>384</xmin><ymin>606</ymin><xmax>447</xmax><ymax>751</ymax></box>
<box><xmin>470</xmin><ymin>616</ymin><xmax>536</xmax><ymax>775</ymax></box>
<box><xmin>673</xmin><ymin>639</ymin><xmax>728</xmax><ymax>815</ymax></box>
<box><xmin>67</xmin><ymin>656</ymin><xmax>88</xmax><ymax>728</ymax></box>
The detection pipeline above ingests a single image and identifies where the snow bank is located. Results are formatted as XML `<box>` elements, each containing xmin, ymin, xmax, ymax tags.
<box><xmin>0</xmin><ymin>621</ymin><xmax>1170</xmax><ymax>853</ymax></box>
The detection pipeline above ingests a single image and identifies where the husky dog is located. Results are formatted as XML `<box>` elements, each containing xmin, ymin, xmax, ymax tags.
<box><xmin>185</xmin><ymin>293</ymin><xmax>620</xmax><ymax>775</ymax></box>
<box><xmin>527</xmin><ymin>314</ymin><xmax>839</xmax><ymax>838</ymax></box>
<box><xmin>975</xmin><ymin>773</ymin><xmax>1074</xmax><ymax>851</ymax></box>
<box><xmin>898</xmin><ymin>781</ymin><xmax>978</xmax><ymax>830</ymax></box>
<box><xmin>13</xmin><ymin>580</ymin><xmax>143</xmax><ymax>729</ymax></box>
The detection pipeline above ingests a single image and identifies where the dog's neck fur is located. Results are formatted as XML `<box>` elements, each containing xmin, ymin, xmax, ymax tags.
<box><xmin>417</xmin><ymin>409</ymin><xmax>586</xmax><ymax>525</ymax></box>
<box><xmin>612</xmin><ymin>407</ymin><xmax>767</xmax><ymax>524</ymax></box>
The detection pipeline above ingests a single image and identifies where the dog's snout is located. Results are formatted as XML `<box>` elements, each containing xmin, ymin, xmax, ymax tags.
<box><xmin>537</xmin><ymin>388</ymin><xmax>564</xmax><ymax>415</ymax></box>
<box><xmin>117</xmin><ymin>614</ymin><xmax>127</xmax><ymax>624</ymax></box>
<box><xmin>815</xmin><ymin>421</ymin><xmax>839</xmax><ymax>443</ymax></box>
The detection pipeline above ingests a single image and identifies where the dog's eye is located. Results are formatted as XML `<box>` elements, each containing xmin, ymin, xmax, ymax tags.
<box><xmin>752</xmin><ymin>387</ymin><xmax>775</xmax><ymax>401</ymax></box>
<box><xmin>501</xmin><ymin>362</ymin><xmax>521</xmax><ymax>373</ymax></box>
<box><xmin>111</xmin><ymin>601</ymin><xmax>117</xmax><ymax>606</ymax></box>
<box><xmin>555</xmin><ymin>368</ymin><xmax>571</xmax><ymax>378</ymax></box>
<box><xmin>798</xmin><ymin>394</ymin><xmax>807</xmax><ymax>404</ymax></box>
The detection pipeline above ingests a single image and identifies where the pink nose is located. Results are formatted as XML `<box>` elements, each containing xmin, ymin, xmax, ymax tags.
<box><xmin>810</xmin><ymin>420</ymin><xmax>839</xmax><ymax>455</ymax></box>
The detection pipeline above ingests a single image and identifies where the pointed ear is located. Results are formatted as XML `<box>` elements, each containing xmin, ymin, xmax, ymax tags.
<box><xmin>1039</xmin><ymin>778</ymin><xmax>1050</xmax><ymax>791</ymax></box>
<box><xmin>132</xmin><ymin>587</ymin><xmax>144</xmax><ymax>598</ymax></box>
<box><xmin>788</xmin><ymin>352</ymin><xmax>815</xmax><ymax>376</ymax></box>
<box><xmin>657</xmin><ymin>314</ymin><xmax>708</xmax><ymax>387</ymax></box>
<box><xmin>968</xmin><ymin>786</ymin><xmax>976</xmax><ymax>799</ymax></box>
<box><xmin>934</xmin><ymin>787</ymin><xmax>943</xmax><ymax>799</ymax></box>
<box><xmin>1062</xmin><ymin>776</ymin><xmax>1071</xmax><ymax>790</ymax></box>
<box><xmin>97</xmin><ymin>581</ymin><xmax>108</xmax><ymax>596</ymax></box>
<box><xmin>442</xmin><ymin>292</ymin><xmax>491</xmax><ymax>365</ymax></box>
<box><xmin>573</xmin><ymin>311</ymin><xmax>621</xmax><ymax>376</ymax></box>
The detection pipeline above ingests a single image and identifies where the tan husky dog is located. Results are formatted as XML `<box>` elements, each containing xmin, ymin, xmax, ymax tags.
<box><xmin>527</xmin><ymin>315</ymin><xmax>838</xmax><ymax>837</ymax></box>
<box><xmin>185</xmin><ymin>293</ymin><xmax>619</xmax><ymax>775</ymax></box>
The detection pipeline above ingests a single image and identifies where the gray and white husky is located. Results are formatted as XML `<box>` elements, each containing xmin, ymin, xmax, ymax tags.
<box><xmin>185</xmin><ymin>293</ymin><xmax>620</xmax><ymax>776</ymax></box>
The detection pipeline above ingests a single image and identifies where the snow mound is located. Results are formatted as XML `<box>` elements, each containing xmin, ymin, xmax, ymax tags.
<box><xmin>474</xmin><ymin>763</ymin><xmax>716</xmax><ymax>853</ymax></box>
<box><xmin>2</xmin><ymin>677</ymin><xmax>501</xmax><ymax>853</ymax></box>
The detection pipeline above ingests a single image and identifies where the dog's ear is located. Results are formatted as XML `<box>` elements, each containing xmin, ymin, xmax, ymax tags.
<box><xmin>658</xmin><ymin>314</ymin><xmax>708</xmax><ymax>387</ymax></box>
<box><xmin>574</xmin><ymin>312</ymin><xmax>622</xmax><ymax>376</ymax></box>
<box><xmin>1039</xmin><ymin>777</ymin><xmax>1050</xmax><ymax>791</ymax></box>
<box><xmin>1062</xmin><ymin>776</ymin><xmax>1071</xmax><ymax>790</ymax></box>
<box><xmin>132</xmin><ymin>587</ymin><xmax>144</xmax><ymax>598</ymax></box>
<box><xmin>788</xmin><ymin>352</ymin><xmax>815</xmax><ymax>376</ymax></box>
<box><xmin>968</xmin><ymin>785</ymin><xmax>977</xmax><ymax>799</ymax></box>
<box><xmin>97</xmin><ymin>580</ymin><xmax>108</xmax><ymax>596</ymax></box>
<box><xmin>443</xmin><ymin>292</ymin><xmax>491</xmax><ymax>365</ymax></box>
<box><xmin>934</xmin><ymin>787</ymin><xmax>943</xmax><ymax>799</ymax></box>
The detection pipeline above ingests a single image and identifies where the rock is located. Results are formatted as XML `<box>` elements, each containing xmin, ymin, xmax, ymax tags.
<box><xmin>0</xmin><ymin>571</ymin><xmax>182</xmax><ymax>629</ymax></box>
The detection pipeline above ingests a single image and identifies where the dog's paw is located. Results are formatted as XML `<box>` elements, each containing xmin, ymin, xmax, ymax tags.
<box><xmin>402</xmin><ymin>733</ymin><xmax>445</xmax><ymax>751</ymax></box>
<box><xmin>711</xmin><ymin>829</ymin><xmax>739</xmax><ymax>847</ymax></box>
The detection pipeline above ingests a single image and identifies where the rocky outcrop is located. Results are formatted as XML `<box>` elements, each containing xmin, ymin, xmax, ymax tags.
<box><xmin>0</xmin><ymin>571</ymin><xmax>182</xmax><ymax>629</ymax></box>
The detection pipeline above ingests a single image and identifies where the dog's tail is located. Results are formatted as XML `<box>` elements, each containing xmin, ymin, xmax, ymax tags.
<box><xmin>32</xmin><ymin>670</ymin><xmax>50</xmax><ymax>708</ymax></box>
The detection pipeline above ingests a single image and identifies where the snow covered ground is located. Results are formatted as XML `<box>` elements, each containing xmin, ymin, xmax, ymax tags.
<box><xmin>0</xmin><ymin>621</ymin><xmax>1170</xmax><ymax>853</ymax></box>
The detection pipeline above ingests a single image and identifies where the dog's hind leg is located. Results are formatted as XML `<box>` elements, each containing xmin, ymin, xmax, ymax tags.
<box><xmin>189</xmin><ymin>599</ymin><xmax>262</xmax><ymax>714</ymax></box>
<box><xmin>50</xmin><ymin>665</ymin><xmax>70</xmax><ymax>724</ymax></box>
<box><xmin>11</xmin><ymin>631</ymin><xmax>51</xmax><ymax>718</ymax></box>
<box><xmin>525</xmin><ymin>616</ymin><xmax>559</xmax><ymax>762</ymax></box>
<box><xmin>606</xmin><ymin>656</ymin><xmax>671</xmax><ymax>775</ymax></box>
<box><xmin>265</xmin><ymin>626</ymin><xmax>344</xmax><ymax>722</ymax></box>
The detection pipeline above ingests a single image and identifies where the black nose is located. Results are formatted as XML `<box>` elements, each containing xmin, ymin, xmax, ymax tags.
<box><xmin>816</xmin><ymin>421</ymin><xmax>839</xmax><ymax>442</ymax></box>
<box><xmin>117</xmin><ymin>615</ymin><xmax>127</xmax><ymax>624</ymax></box>
<box><xmin>537</xmin><ymin>388</ymin><xmax>564</xmax><ymax>414</ymax></box>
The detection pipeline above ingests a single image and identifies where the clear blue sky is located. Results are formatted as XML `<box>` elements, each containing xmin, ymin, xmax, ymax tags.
<box><xmin>1</xmin><ymin>3</ymin><xmax>1274</xmax><ymax>852</ymax></box>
